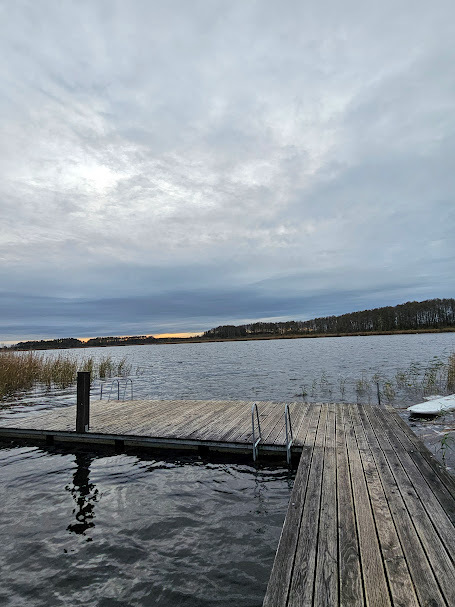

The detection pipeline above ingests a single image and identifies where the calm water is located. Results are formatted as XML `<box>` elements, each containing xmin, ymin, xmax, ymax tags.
<box><xmin>1</xmin><ymin>333</ymin><xmax>455</xmax><ymax>605</ymax></box>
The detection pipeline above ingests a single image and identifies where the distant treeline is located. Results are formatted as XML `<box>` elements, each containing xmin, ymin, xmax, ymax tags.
<box><xmin>203</xmin><ymin>298</ymin><xmax>455</xmax><ymax>339</ymax></box>
<box><xmin>6</xmin><ymin>297</ymin><xmax>455</xmax><ymax>351</ymax></box>
<box><xmin>12</xmin><ymin>335</ymin><xmax>157</xmax><ymax>350</ymax></box>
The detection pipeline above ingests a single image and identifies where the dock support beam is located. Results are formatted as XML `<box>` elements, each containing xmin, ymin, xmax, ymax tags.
<box><xmin>76</xmin><ymin>372</ymin><xmax>90</xmax><ymax>433</ymax></box>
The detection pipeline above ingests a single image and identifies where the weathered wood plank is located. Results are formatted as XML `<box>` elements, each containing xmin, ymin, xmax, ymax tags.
<box><xmin>343</xmin><ymin>404</ymin><xmax>392</xmax><ymax>607</ymax></box>
<box><xmin>93</xmin><ymin>399</ymin><xmax>185</xmax><ymax>433</ymax></box>
<box><xmin>375</xmin><ymin>406</ymin><xmax>455</xmax><ymax>524</ymax></box>
<box><xmin>91</xmin><ymin>400</ymin><xmax>173</xmax><ymax>435</ymax></box>
<box><xmin>233</xmin><ymin>401</ymin><xmax>278</xmax><ymax>443</ymax></box>
<box><xmin>249</xmin><ymin>402</ymin><xmax>285</xmax><ymax>444</ymax></box>
<box><xmin>385</xmin><ymin>405</ymin><xmax>455</xmax><ymax>500</ymax></box>
<box><xmin>314</xmin><ymin>403</ymin><xmax>338</xmax><ymax>606</ymax></box>
<box><xmin>358</xmin><ymin>404</ymin><xmax>448</xmax><ymax>606</ymax></box>
<box><xmin>169</xmin><ymin>400</ymin><xmax>231</xmax><ymax>438</ymax></box>
<box><xmin>217</xmin><ymin>402</ymin><xmax>258</xmax><ymax>443</ymax></box>
<box><xmin>93</xmin><ymin>400</ymin><xmax>169</xmax><ymax>433</ymax></box>
<box><xmin>267</xmin><ymin>403</ymin><xmax>302</xmax><ymax>446</ymax></box>
<box><xmin>371</xmin><ymin>406</ymin><xmax>455</xmax><ymax>566</ymax></box>
<box><xmin>263</xmin><ymin>404</ymin><xmax>322</xmax><ymax>607</ymax></box>
<box><xmin>335</xmin><ymin>405</ymin><xmax>363</xmax><ymax>607</ymax></box>
<box><xmin>273</xmin><ymin>403</ymin><xmax>309</xmax><ymax>447</ymax></box>
<box><xmin>349</xmin><ymin>405</ymin><xmax>419</xmax><ymax>607</ymax></box>
<box><xmin>196</xmin><ymin>401</ymin><xmax>252</xmax><ymax>442</ymax></box>
<box><xmin>287</xmin><ymin>404</ymin><xmax>328</xmax><ymax>607</ymax></box>
<box><xmin>131</xmin><ymin>400</ymin><xmax>218</xmax><ymax>436</ymax></box>
<box><xmin>289</xmin><ymin>403</ymin><xmax>313</xmax><ymax>447</ymax></box>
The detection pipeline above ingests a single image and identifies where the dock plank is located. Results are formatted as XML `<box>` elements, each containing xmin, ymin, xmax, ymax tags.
<box><xmin>263</xmin><ymin>405</ymin><xmax>322</xmax><ymax>606</ymax></box>
<box><xmin>374</xmin><ymin>406</ymin><xmax>455</xmax><ymax>526</ymax></box>
<box><xmin>386</xmin><ymin>404</ymin><xmax>455</xmax><ymax>500</ymax></box>
<box><xmin>357</xmin><ymin>404</ymin><xmax>448</xmax><ymax>607</ymax></box>
<box><xmin>314</xmin><ymin>403</ymin><xmax>338</xmax><ymax>606</ymax></box>
<box><xmin>193</xmin><ymin>401</ymin><xmax>250</xmax><ymax>442</ymax></box>
<box><xmin>275</xmin><ymin>403</ymin><xmax>308</xmax><ymax>447</ymax></box>
<box><xmin>232</xmin><ymin>401</ymin><xmax>279</xmax><ymax>443</ymax></box>
<box><xmin>343</xmin><ymin>405</ymin><xmax>392</xmax><ymax>607</ymax></box>
<box><xmin>349</xmin><ymin>405</ymin><xmax>419</xmax><ymax>607</ymax></box>
<box><xmin>336</xmin><ymin>405</ymin><xmax>363</xmax><ymax>607</ymax></box>
<box><xmin>363</xmin><ymin>405</ymin><xmax>455</xmax><ymax>606</ymax></box>
<box><xmin>287</xmin><ymin>404</ymin><xmax>327</xmax><ymax>606</ymax></box>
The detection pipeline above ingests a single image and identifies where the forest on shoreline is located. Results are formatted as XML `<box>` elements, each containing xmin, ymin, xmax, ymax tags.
<box><xmin>204</xmin><ymin>298</ymin><xmax>455</xmax><ymax>339</ymax></box>
<box><xmin>4</xmin><ymin>298</ymin><xmax>455</xmax><ymax>351</ymax></box>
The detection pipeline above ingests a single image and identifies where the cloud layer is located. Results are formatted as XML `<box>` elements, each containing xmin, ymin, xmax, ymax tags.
<box><xmin>1</xmin><ymin>1</ymin><xmax>454</xmax><ymax>340</ymax></box>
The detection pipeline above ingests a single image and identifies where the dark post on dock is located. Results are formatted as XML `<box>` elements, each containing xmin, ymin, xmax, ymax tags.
<box><xmin>76</xmin><ymin>372</ymin><xmax>90</xmax><ymax>433</ymax></box>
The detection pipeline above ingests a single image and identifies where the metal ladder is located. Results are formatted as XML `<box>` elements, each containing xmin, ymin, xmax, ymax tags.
<box><xmin>251</xmin><ymin>402</ymin><xmax>294</xmax><ymax>463</ymax></box>
<box><xmin>99</xmin><ymin>378</ymin><xmax>133</xmax><ymax>401</ymax></box>
<box><xmin>251</xmin><ymin>403</ymin><xmax>262</xmax><ymax>461</ymax></box>
<box><xmin>284</xmin><ymin>403</ymin><xmax>294</xmax><ymax>464</ymax></box>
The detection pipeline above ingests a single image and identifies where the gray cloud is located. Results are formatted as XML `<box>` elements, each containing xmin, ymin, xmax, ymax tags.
<box><xmin>0</xmin><ymin>1</ymin><xmax>454</xmax><ymax>341</ymax></box>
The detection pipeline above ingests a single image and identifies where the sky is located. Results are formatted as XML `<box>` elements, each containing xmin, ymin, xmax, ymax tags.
<box><xmin>1</xmin><ymin>0</ymin><xmax>454</xmax><ymax>343</ymax></box>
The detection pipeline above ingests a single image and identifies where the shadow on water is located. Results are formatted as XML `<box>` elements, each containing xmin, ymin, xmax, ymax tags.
<box><xmin>65</xmin><ymin>452</ymin><xmax>98</xmax><ymax>538</ymax></box>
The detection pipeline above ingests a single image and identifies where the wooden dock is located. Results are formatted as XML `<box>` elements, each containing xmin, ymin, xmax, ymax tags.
<box><xmin>0</xmin><ymin>399</ymin><xmax>454</xmax><ymax>606</ymax></box>
<box><xmin>0</xmin><ymin>399</ymin><xmax>306</xmax><ymax>456</ymax></box>
<box><xmin>264</xmin><ymin>403</ymin><xmax>455</xmax><ymax>607</ymax></box>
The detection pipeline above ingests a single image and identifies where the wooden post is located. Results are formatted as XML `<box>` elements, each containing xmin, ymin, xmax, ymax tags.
<box><xmin>76</xmin><ymin>372</ymin><xmax>90</xmax><ymax>433</ymax></box>
<box><xmin>376</xmin><ymin>382</ymin><xmax>382</xmax><ymax>407</ymax></box>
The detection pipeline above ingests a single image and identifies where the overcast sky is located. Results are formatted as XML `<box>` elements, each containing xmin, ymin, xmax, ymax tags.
<box><xmin>1</xmin><ymin>0</ymin><xmax>454</xmax><ymax>342</ymax></box>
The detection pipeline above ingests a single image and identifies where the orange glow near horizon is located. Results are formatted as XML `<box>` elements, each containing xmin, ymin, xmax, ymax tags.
<box><xmin>78</xmin><ymin>333</ymin><xmax>202</xmax><ymax>341</ymax></box>
<box><xmin>153</xmin><ymin>332</ymin><xmax>202</xmax><ymax>339</ymax></box>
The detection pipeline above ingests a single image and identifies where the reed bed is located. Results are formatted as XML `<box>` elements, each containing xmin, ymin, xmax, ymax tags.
<box><xmin>298</xmin><ymin>352</ymin><xmax>455</xmax><ymax>405</ymax></box>
<box><xmin>0</xmin><ymin>352</ymin><xmax>132</xmax><ymax>399</ymax></box>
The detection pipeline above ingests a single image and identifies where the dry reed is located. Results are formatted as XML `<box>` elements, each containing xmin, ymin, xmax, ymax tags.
<box><xmin>0</xmin><ymin>351</ymin><xmax>132</xmax><ymax>399</ymax></box>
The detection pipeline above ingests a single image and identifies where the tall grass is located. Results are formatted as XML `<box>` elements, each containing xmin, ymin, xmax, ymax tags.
<box><xmin>98</xmin><ymin>356</ymin><xmax>132</xmax><ymax>379</ymax></box>
<box><xmin>40</xmin><ymin>354</ymin><xmax>78</xmax><ymax>389</ymax></box>
<box><xmin>0</xmin><ymin>352</ymin><xmax>132</xmax><ymax>399</ymax></box>
<box><xmin>0</xmin><ymin>352</ymin><xmax>42</xmax><ymax>398</ymax></box>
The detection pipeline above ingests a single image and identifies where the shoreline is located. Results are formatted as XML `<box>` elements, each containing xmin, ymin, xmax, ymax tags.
<box><xmin>4</xmin><ymin>327</ymin><xmax>455</xmax><ymax>351</ymax></box>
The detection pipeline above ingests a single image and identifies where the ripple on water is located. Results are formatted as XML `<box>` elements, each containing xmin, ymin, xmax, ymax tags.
<box><xmin>0</xmin><ymin>444</ymin><xmax>294</xmax><ymax>607</ymax></box>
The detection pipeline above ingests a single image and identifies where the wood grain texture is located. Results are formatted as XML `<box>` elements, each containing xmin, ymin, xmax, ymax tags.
<box><xmin>350</xmin><ymin>405</ymin><xmax>419</xmax><ymax>607</ymax></box>
<box><xmin>287</xmin><ymin>405</ymin><xmax>327</xmax><ymax>607</ymax></box>
<box><xmin>364</xmin><ymin>405</ymin><xmax>455</xmax><ymax>605</ymax></box>
<box><xmin>343</xmin><ymin>405</ymin><xmax>392</xmax><ymax>607</ymax></box>
<box><xmin>314</xmin><ymin>403</ymin><xmax>338</xmax><ymax>606</ymax></box>
<box><xmin>361</xmin><ymin>405</ymin><xmax>451</xmax><ymax>607</ymax></box>
<box><xmin>336</xmin><ymin>405</ymin><xmax>364</xmax><ymax>607</ymax></box>
<box><xmin>263</xmin><ymin>405</ymin><xmax>322</xmax><ymax>607</ymax></box>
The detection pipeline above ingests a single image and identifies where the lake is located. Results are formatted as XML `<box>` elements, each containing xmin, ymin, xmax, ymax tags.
<box><xmin>3</xmin><ymin>332</ymin><xmax>455</xmax><ymax>414</ymax></box>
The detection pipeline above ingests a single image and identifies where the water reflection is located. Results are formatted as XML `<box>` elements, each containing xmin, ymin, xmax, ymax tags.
<box><xmin>65</xmin><ymin>452</ymin><xmax>98</xmax><ymax>537</ymax></box>
<box><xmin>1</xmin><ymin>442</ymin><xmax>294</xmax><ymax>607</ymax></box>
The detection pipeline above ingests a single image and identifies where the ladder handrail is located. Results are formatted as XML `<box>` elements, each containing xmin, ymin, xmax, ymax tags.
<box><xmin>122</xmin><ymin>378</ymin><xmax>134</xmax><ymax>401</ymax></box>
<box><xmin>251</xmin><ymin>403</ymin><xmax>262</xmax><ymax>461</ymax></box>
<box><xmin>107</xmin><ymin>379</ymin><xmax>121</xmax><ymax>401</ymax></box>
<box><xmin>284</xmin><ymin>403</ymin><xmax>293</xmax><ymax>464</ymax></box>
<box><xmin>99</xmin><ymin>378</ymin><xmax>134</xmax><ymax>401</ymax></box>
